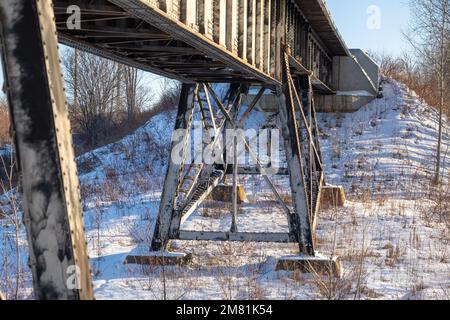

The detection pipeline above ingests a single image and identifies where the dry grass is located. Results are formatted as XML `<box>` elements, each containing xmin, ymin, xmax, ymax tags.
<box><xmin>0</xmin><ymin>99</ymin><xmax>10</xmax><ymax>146</ymax></box>
<box><xmin>0</xmin><ymin>153</ymin><xmax>26</xmax><ymax>300</ymax></box>
<box><xmin>420</xmin><ymin>184</ymin><xmax>450</xmax><ymax>241</ymax></box>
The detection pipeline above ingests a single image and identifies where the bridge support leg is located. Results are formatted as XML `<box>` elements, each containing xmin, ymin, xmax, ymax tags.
<box><xmin>132</xmin><ymin>83</ymin><xmax>197</xmax><ymax>266</ymax></box>
<box><xmin>276</xmin><ymin>85</ymin><xmax>315</xmax><ymax>255</ymax></box>
<box><xmin>150</xmin><ymin>83</ymin><xmax>197</xmax><ymax>253</ymax></box>
<box><xmin>0</xmin><ymin>0</ymin><xmax>93</xmax><ymax>299</ymax></box>
<box><xmin>133</xmin><ymin>83</ymin><xmax>245</xmax><ymax>266</ymax></box>
<box><xmin>275</xmin><ymin>51</ymin><xmax>341</xmax><ymax>275</ymax></box>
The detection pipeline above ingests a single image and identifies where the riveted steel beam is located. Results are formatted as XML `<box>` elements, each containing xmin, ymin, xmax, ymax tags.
<box><xmin>0</xmin><ymin>0</ymin><xmax>93</xmax><ymax>299</ymax></box>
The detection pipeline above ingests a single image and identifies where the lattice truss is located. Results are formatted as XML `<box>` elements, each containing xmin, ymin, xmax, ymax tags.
<box><xmin>152</xmin><ymin>50</ymin><xmax>324</xmax><ymax>256</ymax></box>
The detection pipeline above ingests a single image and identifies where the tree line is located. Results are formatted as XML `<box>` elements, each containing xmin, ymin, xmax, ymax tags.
<box><xmin>63</xmin><ymin>48</ymin><xmax>153</xmax><ymax>152</ymax></box>
<box><xmin>371</xmin><ymin>0</ymin><xmax>449</xmax><ymax>184</ymax></box>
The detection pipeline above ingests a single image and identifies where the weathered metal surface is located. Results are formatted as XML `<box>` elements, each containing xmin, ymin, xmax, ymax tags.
<box><xmin>125</xmin><ymin>251</ymin><xmax>192</xmax><ymax>266</ymax></box>
<box><xmin>178</xmin><ymin>170</ymin><xmax>225</xmax><ymax>224</ymax></box>
<box><xmin>177</xmin><ymin>231</ymin><xmax>294</xmax><ymax>242</ymax></box>
<box><xmin>150</xmin><ymin>77</ymin><xmax>318</xmax><ymax>253</ymax></box>
<box><xmin>295</xmin><ymin>0</ymin><xmax>349</xmax><ymax>56</ymax></box>
<box><xmin>106</xmin><ymin>0</ymin><xmax>276</xmax><ymax>83</ymax></box>
<box><xmin>151</xmin><ymin>83</ymin><xmax>196</xmax><ymax>251</ymax></box>
<box><xmin>146</xmin><ymin>47</ymin><xmax>327</xmax><ymax>257</ymax></box>
<box><xmin>226</xmin><ymin>167</ymin><xmax>289</xmax><ymax>175</ymax></box>
<box><xmin>276</xmin><ymin>51</ymin><xmax>320</xmax><ymax>255</ymax></box>
<box><xmin>0</xmin><ymin>0</ymin><xmax>93</xmax><ymax>299</ymax></box>
<box><xmin>210</xmin><ymin>184</ymin><xmax>247</xmax><ymax>204</ymax></box>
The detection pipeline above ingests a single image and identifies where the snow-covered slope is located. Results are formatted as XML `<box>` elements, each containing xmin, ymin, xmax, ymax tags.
<box><xmin>319</xmin><ymin>78</ymin><xmax>450</xmax><ymax>197</ymax></box>
<box><xmin>77</xmin><ymin>111</ymin><xmax>175</xmax><ymax>186</ymax></box>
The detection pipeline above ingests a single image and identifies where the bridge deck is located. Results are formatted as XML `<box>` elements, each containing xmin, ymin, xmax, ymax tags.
<box><xmin>55</xmin><ymin>0</ymin><xmax>348</xmax><ymax>88</ymax></box>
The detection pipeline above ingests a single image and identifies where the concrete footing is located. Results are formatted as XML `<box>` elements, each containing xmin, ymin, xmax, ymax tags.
<box><xmin>320</xmin><ymin>185</ymin><xmax>346</xmax><ymax>209</ymax></box>
<box><xmin>276</xmin><ymin>255</ymin><xmax>342</xmax><ymax>278</ymax></box>
<box><xmin>124</xmin><ymin>251</ymin><xmax>192</xmax><ymax>266</ymax></box>
<box><xmin>210</xmin><ymin>184</ymin><xmax>248</xmax><ymax>204</ymax></box>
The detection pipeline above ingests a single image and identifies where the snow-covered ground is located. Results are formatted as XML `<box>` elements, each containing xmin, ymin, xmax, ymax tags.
<box><xmin>1</xmin><ymin>79</ymin><xmax>449</xmax><ymax>300</ymax></box>
<box><xmin>319</xmin><ymin>78</ymin><xmax>450</xmax><ymax>197</ymax></box>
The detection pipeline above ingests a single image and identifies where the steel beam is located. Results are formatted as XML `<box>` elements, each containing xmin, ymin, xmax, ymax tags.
<box><xmin>151</xmin><ymin>83</ymin><xmax>196</xmax><ymax>251</ymax></box>
<box><xmin>255</xmin><ymin>0</ymin><xmax>264</xmax><ymax>69</ymax></box>
<box><xmin>0</xmin><ymin>0</ymin><xmax>93</xmax><ymax>299</ymax></box>
<box><xmin>226</xmin><ymin>167</ymin><xmax>289</xmax><ymax>175</ymax></box>
<box><xmin>177</xmin><ymin>231</ymin><xmax>294</xmax><ymax>243</ymax></box>
<box><xmin>238</xmin><ymin>0</ymin><xmax>249</xmax><ymax>61</ymax></box>
<box><xmin>178</xmin><ymin>170</ymin><xmax>225</xmax><ymax>225</ymax></box>
<box><xmin>248</xmin><ymin>0</ymin><xmax>257</xmax><ymax>65</ymax></box>
<box><xmin>58</xmin><ymin>34</ymin><xmax>193</xmax><ymax>83</ymax></box>
<box><xmin>265</xmin><ymin>0</ymin><xmax>271</xmax><ymax>74</ymax></box>
<box><xmin>226</xmin><ymin>0</ymin><xmax>239</xmax><ymax>53</ymax></box>
<box><xmin>107</xmin><ymin>0</ymin><xmax>278</xmax><ymax>84</ymax></box>
<box><xmin>52</xmin><ymin>0</ymin><xmax>340</xmax><ymax>85</ymax></box>
<box><xmin>276</xmin><ymin>52</ymin><xmax>315</xmax><ymax>256</ymax></box>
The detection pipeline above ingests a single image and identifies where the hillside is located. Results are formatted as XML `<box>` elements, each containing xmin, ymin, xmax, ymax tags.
<box><xmin>0</xmin><ymin>79</ymin><xmax>449</xmax><ymax>300</ymax></box>
<box><xmin>319</xmin><ymin>78</ymin><xmax>450</xmax><ymax>197</ymax></box>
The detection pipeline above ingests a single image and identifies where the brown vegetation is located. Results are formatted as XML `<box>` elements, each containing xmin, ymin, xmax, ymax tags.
<box><xmin>0</xmin><ymin>98</ymin><xmax>9</xmax><ymax>146</ymax></box>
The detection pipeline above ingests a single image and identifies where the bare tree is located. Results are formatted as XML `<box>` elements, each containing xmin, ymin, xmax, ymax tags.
<box><xmin>63</xmin><ymin>48</ymin><xmax>153</xmax><ymax>150</ymax></box>
<box><xmin>404</xmin><ymin>0</ymin><xmax>450</xmax><ymax>184</ymax></box>
<box><xmin>123</xmin><ymin>66</ymin><xmax>148</xmax><ymax>123</ymax></box>
<box><xmin>369</xmin><ymin>51</ymin><xmax>405</xmax><ymax>78</ymax></box>
<box><xmin>64</xmin><ymin>49</ymin><xmax>122</xmax><ymax>147</ymax></box>
<box><xmin>153</xmin><ymin>78</ymin><xmax>180</xmax><ymax>113</ymax></box>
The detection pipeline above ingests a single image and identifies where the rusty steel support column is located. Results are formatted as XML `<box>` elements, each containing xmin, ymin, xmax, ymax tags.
<box><xmin>229</xmin><ymin>86</ymin><xmax>243</xmax><ymax>234</ymax></box>
<box><xmin>151</xmin><ymin>83</ymin><xmax>196</xmax><ymax>251</ymax></box>
<box><xmin>276</xmin><ymin>52</ymin><xmax>315</xmax><ymax>256</ymax></box>
<box><xmin>274</xmin><ymin>0</ymin><xmax>286</xmax><ymax>81</ymax></box>
<box><xmin>0</xmin><ymin>0</ymin><xmax>93</xmax><ymax>299</ymax></box>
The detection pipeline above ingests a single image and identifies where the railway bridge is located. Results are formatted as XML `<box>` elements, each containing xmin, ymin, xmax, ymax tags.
<box><xmin>0</xmin><ymin>0</ymin><xmax>378</xmax><ymax>299</ymax></box>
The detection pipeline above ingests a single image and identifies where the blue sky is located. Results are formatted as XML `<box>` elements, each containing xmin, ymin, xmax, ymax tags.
<box><xmin>0</xmin><ymin>1</ymin><xmax>411</xmax><ymax>97</ymax></box>
<box><xmin>326</xmin><ymin>0</ymin><xmax>412</xmax><ymax>55</ymax></box>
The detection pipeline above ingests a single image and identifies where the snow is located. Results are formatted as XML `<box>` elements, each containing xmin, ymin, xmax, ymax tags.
<box><xmin>318</xmin><ymin>78</ymin><xmax>450</xmax><ymax>197</ymax></box>
<box><xmin>336</xmin><ymin>90</ymin><xmax>374</xmax><ymax>97</ymax></box>
<box><xmin>0</xmin><ymin>144</ymin><xmax>12</xmax><ymax>158</ymax></box>
<box><xmin>1</xmin><ymin>79</ymin><xmax>449</xmax><ymax>300</ymax></box>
